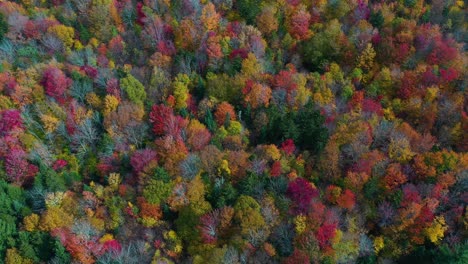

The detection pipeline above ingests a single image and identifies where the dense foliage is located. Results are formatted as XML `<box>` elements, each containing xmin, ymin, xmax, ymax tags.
<box><xmin>0</xmin><ymin>0</ymin><xmax>466</xmax><ymax>263</ymax></box>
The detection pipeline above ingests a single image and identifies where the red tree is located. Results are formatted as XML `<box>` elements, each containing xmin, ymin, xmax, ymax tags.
<box><xmin>287</xmin><ymin>177</ymin><xmax>319</xmax><ymax>214</ymax></box>
<box><xmin>41</xmin><ymin>67</ymin><xmax>72</xmax><ymax>104</ymax></box>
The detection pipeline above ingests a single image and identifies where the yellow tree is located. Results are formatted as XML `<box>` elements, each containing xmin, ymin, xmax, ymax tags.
<box><xmin>200</xmin><ymin>3</ymin><xmax>220</xmax><ymax>32</ymax></box>
<box><xmin>172</xmin><ymin>74</ymin><xmax>190</xmax><ymax>110</ymax></box>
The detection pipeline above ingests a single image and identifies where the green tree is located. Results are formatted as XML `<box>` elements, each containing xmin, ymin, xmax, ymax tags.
<box><xmin>120</xmin><ymin>74</ymin><xmax>147</xmax><ymax>106</ymax></box>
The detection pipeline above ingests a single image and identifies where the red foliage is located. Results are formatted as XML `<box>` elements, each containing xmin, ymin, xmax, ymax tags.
<box><xmin>288</xmin><ymin>8</ymin><xmax>311</xmax><ymax>40</ymax></box>
<box><xmin>229</xmin><ymin>48</ymin><xmax>248</xmax><ymax>59</ymax></box>
<box><xmin>421</xmin><ymin>67</ymin><xmax>439</xmax><ymax>87</ymax></box>
<box><xmin>106</xmin><ymin>78</ymin><xmax>121</xmax><ymax>100</ymax></box>
<box><xmin>108</xmin><ymin>36</ymin><xmax>125</xmax><ymax>58</ymax></box>
<box><xmin>80</xmin><ymin>66</ymin><xmax>98</xmax><ymax>79</ymax></box>
<box><xmin>337</xmin><ymin>189</ymin><xmax>356</xmax><ymax>210</ymax></box>
<box><xmin>281</xmin><ymin>139</ymin><xmax>295</xmax><ymax>155</ymax></box>
<box><xmin>214</xmin><ymin>102</ymin><xmax>236</xmax><ymax>126</ymax></box>
<box><xmin>96</xmin><ymin>153</ymin><xmax>120</xmax><ymax>176</ymax></box>
<box><xmin>23</xmin><ymin>20</ymin><xmax>40</xmax><ymax>39</ymax></box>
<box><xmin>351</xmin><ymin>158</ymin><xmax>372</xmax><ymax>175</ymax></box>
<box><xmin>400</xmin><ymin>184</ymin><xmax>421</xmax><ymax>207</ymax></box>
<box><xmin>282</xmin><ymin>249</ymin><xmax>310</xmax><ymax>264</ymax></box>
<box><xmin>315</xmin><ymin>223</ymin><xmax>337</xmax><ymax>250</ymax></box>
<box><xmin>157</xmin><ymin>40</ymin><xmax>177</xmax><ymax>56</ymax></box>
<box><xmin>136</xmin><ymin>2</ymin><xmax>147</xmax><ymax>26</ymax></box>
<box><xmin>206</xmin><ymin>32</ymin><xmax>223</xmax><ymax>59</ymax></box>
<box><xmin>398</xmin><ymin>71</ymin><xmax>417</xmax><ymax>99</ymax></box>
<box><xmin>226</xmin><ymin>21</ymin><xmax>242</xmax><ymax>38</ymax></box>
<box><xmin>394</xmin><ymin>43</ymin><xmax>411</xmax><ymax>63</ymax></box>
<box><xmin>427</xmin><ymin>37</ymin><xmax>458</xmax><ymax>65</ymax></box>
<box><xmin>52</xmin><ymin>228</ymin><xmax>101</xmax><ymax>264</ymax></box>
<box><xmin>149</xmin><ymin>104</ymin><xmax>174</xmax><ymax>135</ymax></box>
<box><xmin>440</xmin><ymin>68</ymin><xmax>459</xmax><ymax>83</ymax></box>
<box><xmin>0</xmin><ymin>109</ymin><xmax>24</xmax><ymax>135</ymax></box>
<box><xmin>272</xmin><ymin>68</ymin><xmax>297</xmax><ymax>92</ymax></box>
<box><xmin>130</xmin><ymin>149</ymin><xmax>158</xmax><ymax>176</ymax></box>
<box><xmin>362</xmin><ymin>98</ymin><xmax>383</xmax><ymax>116</ymax></box>
<box><xmin>5</xmin><ymin>147</ymin><xmax>38</xmax><ymax>186</ymax></box>
<box><xmin>52</xmin><ymin>159</ymin><xmax>68</xmax><ymax>171</ymax></box>
<box><xmin>198</xmin><ymin>210</ymin><xmax>220</xmax><ymax>244</ymax></box>
<box><xmin>270</xmin><ymin>161</ymin><xmax>282</xmax><ymax>177</ymax></box>
<box><xmin>102</xmin><ymin>240</ymin><xmax>122</xmax><ymax>254</ymax></box>
<box><xmin>41</xmin><ymin>67</ymin><xmax>72</xmax><ymax>104</ymax></box>
<box><xmin>287</xmin><ymin>177</ymin><xmax>319</xmax><ymax>214</ymax></box>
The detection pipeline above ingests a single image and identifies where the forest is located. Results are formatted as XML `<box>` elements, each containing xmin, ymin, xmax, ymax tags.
<box><xmin>0</xmin><ymin>0</ymin><xmax>466</xmax><ymax>263</ymax></box>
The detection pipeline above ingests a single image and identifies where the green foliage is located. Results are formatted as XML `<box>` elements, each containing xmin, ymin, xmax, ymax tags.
<box><xmin>261</xmin><ymin>102</ymin><xmax>328</xmax><ymax>154</ymax></box>
<box><xmin>120</xmin><ymin>74</ymin><xmax>147</xmax><ymax>105</ymax></box>
<box><xmin>235</xmin><ymin>0</ymin><xmax>262</xmax><ymax>25</ymax></box>
<box><xmin>370</xmin><ymin>10</ymin><xmax>384</xmax><ymax>29</ymax></box>
<box><xmin>300</xmin><ymin>20</ymin><xmax>344</xmax><ymax>72</ymax></box>
<box><xmin>143</xmin><ymin>179</ymin><xmax>173</xmax><ymax>205</ymax></box>
<box><xmin>0</xmin><ymin>13</ymin><xmax>8</xmax><ymax>42</ymax></box>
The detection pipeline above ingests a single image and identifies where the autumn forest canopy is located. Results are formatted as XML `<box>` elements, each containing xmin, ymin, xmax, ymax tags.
<box><xmin>0</xmin><ymin>0</ymin><xmax>467</xmax><ymax>263</ymax></box>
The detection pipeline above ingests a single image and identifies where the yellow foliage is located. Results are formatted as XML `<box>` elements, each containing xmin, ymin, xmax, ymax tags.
<box><xmin>89</xmin><ymin>37</ymin><xmax>100</xmax><ymax>48</ymax></box>
<box><xmin>374</xmin><ymin>236</ymin><xmax>384</xmax><ymax>253</ymax></box>
<box><xmin>47</xmin><ymin>25</ymin><xmax>75</xmax><ymax>48</ymax></box>
<box><xmin>257</xmin><ymin>5</ymin><xmax>278</xmax><ymax>35</ymax></box>
<box><xmin>294</xmin><ymin>215</ymin><xmax>307</xmax><ymax>234</ymax></box>
<box><xmin>74</xmin><ymin>40</ymin><xmax>84</xmax><ymax>50</ymax></box>
<box><xmin>425</xmin><ymin>216</ymin><xmax>447</xmax><ymax>244</ymax></box>
<box><xmin>108</xmin><ymin>173</ymin><xmax>121</xmax><ymax>190</ymax></box>
<box><xmin>425</xmin><ymin>86</ymin><xmax>439</xmax><ymax>102</ymax></box>
<box><xmin>227</xmin><ymin>121</ymin><xmax>242</xmax><ymax>135</ymax></box>
<box><xmin>103</xmin><ymin>94</ymin><xmax>119</xmax><ymax>115</ymax></box>
<box><xmin>86</xmin><ymin>92</ymin><xmax>102</xmax><ymax>108</ymax></box>
<box><xmin>41</xmin><ymin>114</ymin><xmax>60</xmax><ymax>133</ymax></box>
<box><xmin>200</xmin><ymin>3</ymin><xmax>220</xmax><ymax>31</ymax></box>
<box><xmin>264</xmin><ymin>144</ymin><xmax>281</xmax><ymax>161</ymax></box>
<box><xmin>5</xmin><ymin>248</ymin><xmax>33</xmax><ymax>264</ymax></box>
<box><xmin>356</xmin><ymin>43</ymin><xmax>376</xmax><ymax>71</ymax></box>
<box><xmin>99</xmin><ymin>234</ymin><xmax>114</xmax><ymax>243</ymax></box>
<box><xmin>241</xmin><ymin>53</ymin><xmax>262</xmax><ymax>77</ymax></box>
<box><xmin>173</xmin><ymin>74</ymin><xmax>190</xmax><ymax>110</ymax></box>
<box><xmin>388</xmin><ymin>138</ymin><xmax>414</xmax><ymax>163</ymax></box>
<box><xmin>44</xmin><ymin>191</ymin><xmax>65</xmax><ymax>208</ymax></box>
<box><xmin>218</xmin><ymin>159</ymin><xmax>231</xmax><ymax>175</ymax></box>
<box><xmin>23</xmin><ymin>214</ymin><xmax>40</xmax><ymax>232</ymax></box>
<box><xmin>39</xmin><ymin>207</ymin><xmax>74</xmax><ymax>231</ymax></box>
<box><xmin>0</xmin><ymin>95</ymin><xmax>14</xmax><ymax>110</ymax></box>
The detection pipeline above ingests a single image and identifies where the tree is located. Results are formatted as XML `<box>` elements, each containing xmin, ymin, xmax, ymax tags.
<box><xmin>131</xmin><ymin>149</ymin><xmax>158</xmax><ymax>177</ymax></box>
<box><xmin>287</xmin><ymin>177</ymin><xmax>318</xmax><ymax>215</ymax></box>
<box><xmin>287</xmin><ymin>5</ymin><xmax>312</xmax><ymax>40</ymax></box>
<box><xmin>0</xmin><ymin>109</ymin><xmax>23</xmax><ymax>135</ymax></box>
<box><xmin>214</xmin><ymin>102</ymin><xmax>236</xmax><ymax>126</ymax></box>
<box><xmin>5</xmin><ymin>147</ymin><xmax>38</xmax><ymax>186</ymax></box>
<box><xmin>300</xmin><ymin>19</ymin><xmax>346</xmax><ymax>72</ymax></box>
<box><xmin>234</xmin><ymin>195</ymin><xmax>266</xmax><ymax>235</ymax></box>
<box><xmin>186</xmin><ymin>120</ymin><xmax>211</xmax><ymax>151</ymax></box>
<box><xmin>0</xmin><ymin>13</ymin><xmax>8</xmax><ymax>42</ymax></box>
<box><xmin>242</xmin><ymin>81</ymin><xmax>272</xmax><ymax>109</ymax></box>
<box><xmin>172</xmin><ymin>74</ymin><xmax>190</xmax><ymax>110</ymax></box>
<box><xmin>256</xmin><ymin>6</ymin><xmax>278</xmax><ymax>35</ymax></box>
<box><xmin>41</xmin><ymin>67</ymin><xmax>71</xmax><ymax>104</ymax></box>
<box><xmin>47</xmin><ymin>25</ymin><xmax>75</xmax><ymax>49</ymax></box>
<box><xmin>235</xmin><ymin>0</ymin><xmax>262</xmax><ymax>25</ymax></box>
<box><xmin>120</xmin><ymin>74</ymin><xmax>146</xmax><ymax>106</ymax></box>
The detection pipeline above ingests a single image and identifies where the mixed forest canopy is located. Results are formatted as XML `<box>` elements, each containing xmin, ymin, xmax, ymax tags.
<box><xmin>0</xmin><ymin>0</ymin><xmax>467</xmax><ymax>263</ymax></box>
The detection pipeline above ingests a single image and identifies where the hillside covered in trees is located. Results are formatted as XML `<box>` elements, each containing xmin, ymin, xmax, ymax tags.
<box><xmin>0</xmin><ymin>0</ymin><xmax>467</xmax><ymax>263</ymax></box>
